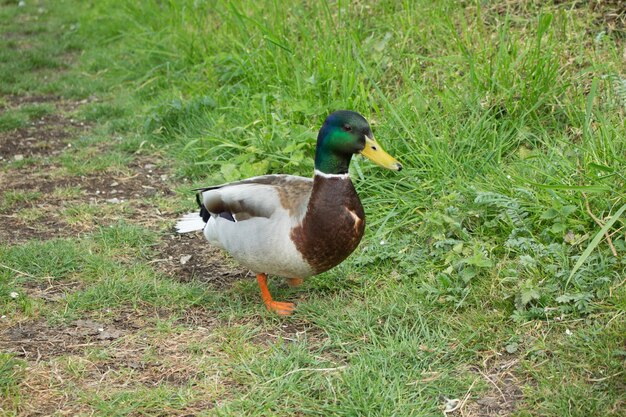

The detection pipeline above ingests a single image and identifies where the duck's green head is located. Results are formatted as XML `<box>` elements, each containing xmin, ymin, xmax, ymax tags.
<box><xmin>315</xmin><ymin>110</ymin><xmax>402</xmax><ymax>175</ymax></box>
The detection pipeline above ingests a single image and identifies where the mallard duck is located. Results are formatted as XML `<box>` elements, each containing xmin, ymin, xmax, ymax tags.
<box><xmin>176</xmin><ymin>110</ymin><xmax>401</xmax><ymax>315</ymax></box>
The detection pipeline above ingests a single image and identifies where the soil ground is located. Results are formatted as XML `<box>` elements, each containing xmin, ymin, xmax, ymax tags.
<box><xmin>0</xmin><ymin>92</ymin><xmax>245</xmax><ymax>413</ymax></box>
<box><xmin>2</xmin><ymin>1</ymin><xmax>624</xmax><ymax>414</ymax></box>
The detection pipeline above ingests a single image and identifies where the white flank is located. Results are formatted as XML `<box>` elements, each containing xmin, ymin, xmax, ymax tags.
<box><xmin>175</xmin><ymin>212</ymin><xmax>206</xmax><ymax>233</ymax></box>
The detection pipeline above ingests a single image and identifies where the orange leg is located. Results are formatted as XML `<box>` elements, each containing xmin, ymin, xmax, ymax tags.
<box><xmin>257</xmin><ymin>273</ymin><xmax>295</xmax><ymax>316</ymax></box>
<box><xmin>286</xmin><ymin>277</ymin><xmax>304</xmax><ymax>287</ymax></box>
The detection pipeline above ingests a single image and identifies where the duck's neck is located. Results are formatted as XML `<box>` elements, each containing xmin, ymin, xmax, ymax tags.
<box><xmin>313</xmin><ymin>169</ymin><xmax>351</xmax><ymax>180</ymax></box>
<box><xmin>314</xmin><ymin>140</ymin><xmax>353</xmax><ymax>175</ymax></box>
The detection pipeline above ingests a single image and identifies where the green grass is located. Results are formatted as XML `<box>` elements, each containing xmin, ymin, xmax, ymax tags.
<box><xmin>0</xmin><ymin>190</ymin><xmax>42</xmax><ymax>212</ymax></box>
<box><xmin>59</xmin><ymin>148</ymin><xmax>133</xmax><ymax>175</ymax></box>
<box><xmin>0</xmin><ymin>354</ymin><xmax>25</xmax><ymax>410</ymax></box>
<box><xmin>0</xmin><ymin>111</ymin><xmax>28</xmax><ymax>132</ymax></box>
<box><xmin>1</xmin><ymin>0</ymin><xmax>625</xmax><ymax>415</ymax></box>
<box><xmin>0</xmin><ymin>103</ymin><xmax>55</xmax><ymax>131</ymax></box>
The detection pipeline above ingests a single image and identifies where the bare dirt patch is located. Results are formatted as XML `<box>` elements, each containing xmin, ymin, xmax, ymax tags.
<box><xmin>252</xmin><ymin>318</ymin><xmax>325</xmax><ymax>347</ymax></box>
<box><xmin>157</xmin><ymin>233</ymin><xmax>248</xmax><ymax>289</ymax></box>
<box><xmin>0</xmin><ymin>90</ymin><xmax>254</xmax><ymax>415</ymax></box>
<box><xmin>8</xmin><ymin>319</ymin><xmax>233</xmax><ymax>416</ymax></box>
<box><xmin>0</xmin><ymin>213</ymin><xmax>71</xmax><ymax>242</ymax></box>
<box><xmin>1</xmin><ymin>166</ymin><xmax>173</xmax><ymax>200</ymax></box>
<box><xmin>0</xmin><ymin>93</ymin><xmax>174</xmax><ymax>242</ymax></box>
<box><xmin>0</xmin><ymin>162</ymin><xmax>176</xmax><ymax>243</ymax></box>
<box><xmin>3</xmin><ymin>95</ymin><xmax>60</xmax><ymax>107</ymax></box>
<box><xmin>19</xmin><ymin>278</ymin><xmax>83</xmax><ymax>303</ymax></box>
<box><xmin>0</xmin><ymin>305</ymin><xmax>192</xmax><ymax>363</ymax></box>
<box><xmin>0</xmin><ymin>318</ymin><xmax>127</xmax><ymax>361</ymax></box>
<box><xmin>459</xmin><ymin>355</ymin><xmax>526</xmax><ymax>417</ymax></box>
<box><xmin>0</xmin><ymin>95</ymin><xmax>91</xmax><ymax>161</ymax></box>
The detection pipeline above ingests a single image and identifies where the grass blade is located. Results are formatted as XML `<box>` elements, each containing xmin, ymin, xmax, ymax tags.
<box><xmin>566</xmin><ymin>202</ymin><xmax>626</xmax><ymax>288</ymax></box>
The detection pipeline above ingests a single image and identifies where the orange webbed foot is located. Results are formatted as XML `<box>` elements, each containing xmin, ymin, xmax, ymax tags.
<box><xmin>286</xmin><ymin>277</ymin><xmax>304</xmax><ymax>287</ymax></box>
<box><xmin>257</xmin><ymin>273</ymin><xmax>296</xmax><ymax>316</ymax></box>
<box><xmin>265</xmin><ymin>300</ymin><xmax>295</xmax><ymax>316</ymax></box>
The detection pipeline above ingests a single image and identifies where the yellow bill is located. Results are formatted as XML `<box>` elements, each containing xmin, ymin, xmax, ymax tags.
<box><xmin>361</xmin><ymin>136</ymin><xmax>402</xmax><ymax>171</ymax></box>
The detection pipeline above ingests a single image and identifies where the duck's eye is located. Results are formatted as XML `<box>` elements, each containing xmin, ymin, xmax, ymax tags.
<box><xmin>343</xmin><ymin>124</ymin><xmax>353</xmax><ymax>132</ymax></box>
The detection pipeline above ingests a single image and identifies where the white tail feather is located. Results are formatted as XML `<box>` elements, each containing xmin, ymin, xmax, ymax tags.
<box><xmin>175</xmin><ymin>212</ymin><xmax>206</xmax><ymax>233</ymax></box>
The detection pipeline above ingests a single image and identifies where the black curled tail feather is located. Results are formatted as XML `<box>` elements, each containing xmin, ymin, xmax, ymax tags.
<box><xmin>196</xmin><ymin>192</ymin><xmax>211</xmax><ymax>223</ymax></box>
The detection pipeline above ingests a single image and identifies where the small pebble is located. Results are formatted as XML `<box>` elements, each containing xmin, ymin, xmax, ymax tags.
<box><xmin>10</xmin><ymin>292</ymin><xmax>19</xmax><ymax>299</ymax></box>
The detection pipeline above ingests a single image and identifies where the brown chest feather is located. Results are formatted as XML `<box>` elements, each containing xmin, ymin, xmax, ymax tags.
<box><xmin>290</xmin><ymin>176</ymin><xmax>365</xmax><ymax>274</ymax></box>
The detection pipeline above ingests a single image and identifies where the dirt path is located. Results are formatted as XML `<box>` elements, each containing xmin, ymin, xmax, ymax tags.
<box><xmin>0</xmin><ymin>92</ymin><xmax>245</xmax><ymax>281</ymax></box>
<box><xmin>0</xmin><ymin>91</ymin><xmax>262</xmax><ymax>414</ymax></box>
